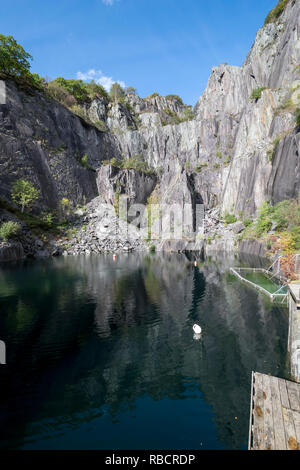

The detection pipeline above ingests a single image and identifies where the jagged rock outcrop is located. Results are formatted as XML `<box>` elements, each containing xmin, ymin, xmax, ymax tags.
<box><xmin>106</xmin><ymin>101</ymin><xmax>138</xmax><ymax>132</ymax></box>
<box><xmin>97</xmin><ymin>164</ymin><xmax>157</xmax><ymax>207</ymax></box>
<box><xmin>82</xmin><ymin>96</ymin><xmax>107</xmax><ymax>123</ymax></box>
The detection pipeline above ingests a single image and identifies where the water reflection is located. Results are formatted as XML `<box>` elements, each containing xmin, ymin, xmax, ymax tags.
<box><xmin>0</xmin><ymin>253</ymin><xmax>289</xmax><ymax>449</ymax></box>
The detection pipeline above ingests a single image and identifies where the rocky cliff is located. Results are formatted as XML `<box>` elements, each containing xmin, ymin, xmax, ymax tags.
<box><xmin>0</xmin><ymin>0</ymin><xmax>300</xmax><ymax>257</ymax></box>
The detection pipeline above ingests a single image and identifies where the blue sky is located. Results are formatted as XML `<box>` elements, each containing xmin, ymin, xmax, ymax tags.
<box><xmin>1</xmin><ymin>0</ymin><xmax>277</xmax><ymax>105</ymax></box>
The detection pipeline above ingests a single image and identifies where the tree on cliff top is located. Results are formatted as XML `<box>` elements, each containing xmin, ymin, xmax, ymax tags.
<box><xmin>0</xmin><ymin>34</ymin><xmax>32</xmax><ymax>78</ymax></box>
<box><xmin>109</xmin><ymin>82</ymin><xmax>125</xmax><ymax>103</ymax></box>
<box><xmin>0</xmin><ymin>34</ymin><xmax>44</xmax><ymax>89</ymax></box>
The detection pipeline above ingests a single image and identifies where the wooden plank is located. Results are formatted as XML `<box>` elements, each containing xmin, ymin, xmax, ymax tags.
<box><xmin>292</xmin><ymin>410</ymin><xmax>300</xmax><ymax>446</ymax></box>
<box><xmin>270</xmin><ymin>375</ymin><xmax>286</xmax><ymax>450</ymax></box>
<box><xmin>282</xmin><ymin>406</ymin><xmax>299</xmax><ymax>450</ymax></box>
<box><xmin>262</xmin><ymin>374</ymin><xmax>275</xmax><ymax>450</ymax></box>
<box><xmin>278</xmin><ymin>378</ymin><xmax>290</xmax><ymax>409</ymax></box>
<box><xmin>252</xmin><ymin>373</ymin><xmax>265</xmax><ymax>450</ymax></box>
<box><xmin>286</xmin><ymin>381</ymin><xmax>300</xmax><ymax>412</ymax></box>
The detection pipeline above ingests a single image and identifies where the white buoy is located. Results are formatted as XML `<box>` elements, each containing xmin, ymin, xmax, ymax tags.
<box><xmin>193</xmin><ymin>324</ymin><xmax>202</xmax><ymax>335</ymax></box>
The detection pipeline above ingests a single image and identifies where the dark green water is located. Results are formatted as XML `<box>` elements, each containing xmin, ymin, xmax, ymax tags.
<box><xmin>0</xmin><ymin>253</ymin><xmax>289</xmax><ymax>450</ymax></box>
<box><xmin>242</xmin><ymin>271</ymin><xmax>288</xmax><ymax>295</ymax></box>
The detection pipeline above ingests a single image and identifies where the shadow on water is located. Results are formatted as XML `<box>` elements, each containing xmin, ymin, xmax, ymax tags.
<box><xmin>0</xmin><ymin>252</ymin><xmax>289</xmax><ymax>450</ymax></box>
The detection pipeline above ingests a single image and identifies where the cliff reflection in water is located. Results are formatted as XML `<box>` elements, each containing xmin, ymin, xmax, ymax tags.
<box><xmin>0</xmin><ymin>253</ymin><xmax>288</xmax><ymax>449</ymax></box>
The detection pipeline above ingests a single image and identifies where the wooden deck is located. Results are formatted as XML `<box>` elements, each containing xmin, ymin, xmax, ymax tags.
<box><xmin>249</xmin><ymin>372</ymin><xmax>300</xmax><ymax>450</ymax></box>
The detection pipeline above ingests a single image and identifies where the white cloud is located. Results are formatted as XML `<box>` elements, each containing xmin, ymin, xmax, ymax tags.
<box><xmin>76</xmin><ymin>69</ymin><xmax>125</xmax><ymax>91</ymax></box>
<box><xmin>76</xmin><ymin>69</ymin><xmax>100</xmax><ymax>81</ymax></box>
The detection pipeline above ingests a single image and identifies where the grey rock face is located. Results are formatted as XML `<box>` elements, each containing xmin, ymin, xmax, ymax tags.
<box><xmin>239</xmin><ymin>240</ymin><xmax>267</xmax><ymax>258</ymax></box>
<box><xmin>107</xmin><ymin>102</ymin><xmax>137</xmax><ymax>132</ymax></box>
<box><xmin>0</xmin><ymin>80</ymin><xmax>120</xmax><ymax>212</ymax></box>
<box><xmin>83</xmin><ymin>96</ymin><xmax>107</xmax><ymax>123</ymax></box>
<box><xmin>0</xmin><ymin>241</ymin><xmax>24</xmax><ymax>262</ymax></box>
<box><xmin>97</xmin><ymin>164</ymin><xmax>157</xmax><ymax>207</ymax></box>
<box><xmin>232</xmin><ymin>222</ymin><xmax>245</xmax><ymax>234</ymax></box>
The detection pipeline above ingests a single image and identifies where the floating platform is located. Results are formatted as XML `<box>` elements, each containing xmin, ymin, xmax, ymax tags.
<box><xmin>230</xmin><ymin>267</ymin><xmax>288</xmax><ymax>303</ymax></box>
<box><xmin>249</xmin><ymin>372</ymin><xmax>300</xmax><ymax>450</ymax></box>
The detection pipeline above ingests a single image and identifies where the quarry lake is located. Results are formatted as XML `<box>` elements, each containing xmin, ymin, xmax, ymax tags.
<box><xmin>0</xmin><ymin>252</ymin><xmax>289</xmax><ymax>450</ymax></box>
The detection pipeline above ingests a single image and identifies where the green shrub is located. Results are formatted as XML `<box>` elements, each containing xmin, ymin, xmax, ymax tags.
<box><xmin>250</xmin><ymin>87</ymin><xmax>268</xmax><ymax>101</ymax></box>
<box><xmin>242</xmin><ymin>197</ymin><xmax>300</xmax><ymax>252</ymax></box>
<box><xmin>124</xmin><ymin>101</ymin><xmax>134</xmax><ymax>114</ymax></box>
<box><xmin>48</xmin><ymin>79</ymin><xmax>108</xmax><ymax>106</ymax></box>
<box><xmin>86</xmin><ymin>80</ymin><xmax>108</xmax><ymax>100</ymax></box>
<box><xmin>41</xmin><ymin>212</ymin><xmax>54</xmax><ymax>227</ymax></box>
<box><xmin>264</xmin><ymin>0</ymin><xmax>290</xmax><ymax>25</ymax></box>
<box><xmin>243</xmin><ymin>218</ymin><xmax>253</xmax><ymax>228</ymax></box>
<box><xmin>107</xmin><ymin>154</ymin><xmax>155</xmax><ymax>175</ymax></box>
<box><xmin>224</xmin><ymin>213</ymin><xmax>237</xmax><ymax>225</ymax></box>
<box><xmin>109</xmin><ymin>83</ymin><xmax>125</xmax><ymax>102</ymax></box>
<box><xmin>125</xmin><ymin>86</ymin><xmax>137</xmax><ymax>94</ymax></box>
<box><xmin>48</xmin><ymin>82</ymin><xmax>77</xmax><ymax>108</ymax></box>
<box><xmin>149</xmin><ymin>244</ymin><xmax>156</xmax><ymax>253</ymax></box>
<box><xmin>294</xmin><ymin>108</ymin><xmax>300</xmax><ymax>127</ymax></box>
<box><xmin>162</xmin><ymin>106</ymin><xmax>193</xmax><ymax>125</ymax></box>
<box><xmin>94</xmin><ymin>120</ymin><xmax>107</xmax><ymax>132</ymax></box>
<box><xmin>267</xmin><ymin>136</ymin><xmax>281</xmax><ymax>162</ymax></box>
<box><xmin>272</xmin><ymin>199</ymin><xmax>300</xmax><ymax>228</ymax></box>
<box><xmin>165</xmin><ymin>94</ymin><xmax>184</xmax><ymax>105</ymax></box>
<box><xmin>216</xmin><ymin>151</ymin><xmax>223</xmax><ymax>159</ymax></box>
<box><xmin>123</xmin><ymin>155</ymin><xmax>154</xmax><ymax>174</ymax></box>
<box><xmin>51</xmin><ymin>77</ymin><xmax>89</xmax><ymax>102</ymax></box>
<box><xmin>267</xmin><ymin>149</ymin><xmax>274</xmax><ymax>162</ymax></box>
<box><xmin>224</xmin><ymin>155</ymin><xmax>231</xmax><ymax>166</ymax></box>
<box><xmin>206</xmin><ymin>236</ymin><xmax>212</xmax><ymax>245</ymax></box>
<box><xmin>195</xmin><ymin>162</ymin><xmax>208</xmax><ymax>173</ymax></box>
<box><xmin>253</xmin><ymin>201</ymin><xmax>273</xmax><ymax>236</ymax></box>
<box><xmin>0</xmin><ymin>221</ymin><xmax>21</xmax><ymax>241</ymax></box>
<box><xmin>29</xmin><ymin>73</ymin><xmax>46</xmax><ymax>90</ymax></box>
<box><xmin>290</xmin><ymin>226</ymin><xmax>300</xmax><ymax>250</ymax></box>
<box><xmin>80</xmin><ymin>153</ymin><xmax>88</xmax><ymax>168</ymax></box>
<box><xmin>11</xmin><ymin>179</ymin><xmax>40</xmax><ymax>213</ymax></box>
<box><xmin>58</xmin><ymin>198</ymin><xmax>74</xmax><ymax>222</ymax></box>
<box><xmin>146</xmin><ymin>92</ymin><xmax>159</xmax><ymax>99</ymax></box>
<box><xmin>71</xmin><ymin>104</ymin><xmax>88</xmax><ymax>120</ymax></box>
<box><xmin>183</xmin><ymin>107</ymin><xmax>194</xmax><ymax>121</ymax></box>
